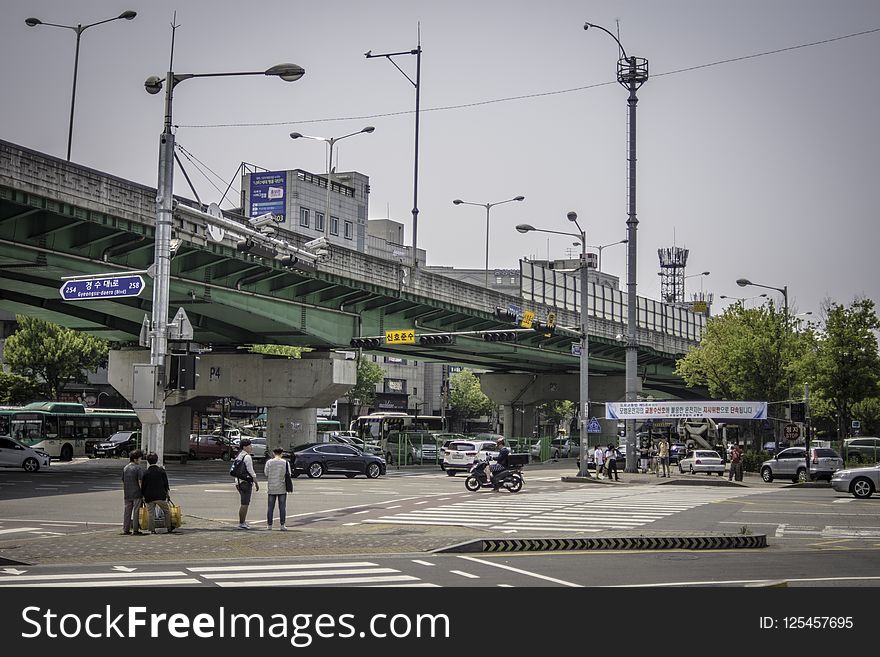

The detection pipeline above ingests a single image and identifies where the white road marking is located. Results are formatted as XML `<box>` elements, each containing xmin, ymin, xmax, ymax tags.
<box><xmin>450</xmin><ymin>570</ymin><xmax>479</xmax><ymax>579</ymax></box>
<box><xmin>411</xmin><ymin>560</ymin><xmax>435</xmax><ymax>566</ymax></box>
<box><xmin>457</xmin><ymin>556</ymin><xmax>582</xmax><ymax>587</ymax></box>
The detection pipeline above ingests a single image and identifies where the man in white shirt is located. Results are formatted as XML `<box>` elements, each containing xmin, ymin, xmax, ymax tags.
<box><xmin>593</xmin><ymin>444</ymin><xmax>605</xmax><ymax>478</ymax></box>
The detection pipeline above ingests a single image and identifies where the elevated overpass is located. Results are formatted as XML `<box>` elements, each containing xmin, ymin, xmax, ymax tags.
<box><xmin>0</xmin><ymin>140</ymin><xmax>706</xmax><ymax>445</ymax></box>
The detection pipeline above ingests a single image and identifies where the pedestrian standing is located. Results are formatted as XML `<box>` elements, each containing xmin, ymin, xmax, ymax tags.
<box><xmin>640</xmin><ymin>438</ymin><xmax>650</xmax><ymax>474</ymax></box>
<box><xmin>605</xmin><ymin>443</ymin><xmax>620</xmax><ymax>481</ymax></box>
<box><xmin>264</xmin><ymin>447</ymin><xmax>290</xmax><ymax>531</ymax></box>
<box><xmin>657</xmin><ymin>437</ymin><xmax>670</xmax><ymax>478</ymax></box>
<box><xmin>729</xmin><ymin>444</ymin><xmax>744</xmax><ymax>481</ymax></box>
<box><xmin>233</xmin><ymin>439</ymin><xmax>259</xmax><ymax>529</ymax></box>
<box><xmin>121</xmin><ymin>449</ymin><xmax>145</xmax><ymax>535</ymax></box>
<box><xmin>141</xmin><ymin>452</ymin><xmax>174</xmax><ymax>534</ymax></box>
<box><xmin>593</xmin><ymin>444</ymin><xmax>606</xmax><ymax>479</ymax></box>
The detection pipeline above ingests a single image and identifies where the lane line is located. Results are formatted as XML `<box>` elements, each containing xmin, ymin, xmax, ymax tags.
<box><xmin>456</xmin><ymin>556</ymin><xmax>582</xmax><ymax>587</ymax></box>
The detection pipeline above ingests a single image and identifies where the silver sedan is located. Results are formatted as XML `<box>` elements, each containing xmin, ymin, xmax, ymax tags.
<box><xmin>831</xmin><ymin>464</ymin><xmax>880</xmax><ymax>499</ymax></box>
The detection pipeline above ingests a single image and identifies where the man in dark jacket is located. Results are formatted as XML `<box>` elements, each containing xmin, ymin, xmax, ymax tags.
<box><xmin>141</xmin><ymin>452</ymin><xmax>174</xmax><ymax>534</ymax></box>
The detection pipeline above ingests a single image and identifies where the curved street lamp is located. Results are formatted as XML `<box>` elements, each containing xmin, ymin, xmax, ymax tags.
<box><xmin>290</xmin><ymin>126</ymin><xmax>375</xmax><ymax>239</ymax></box>
<box><xmin>584</xmin><ymin>21</ymin><xmax>648</xmax><ymax>473</ymax></box>
<box><xmin>25</xmin><ymin>10</ymin><xmax>137</xmax><ymax>161</ymax></box>
<box><xmin>586</xmin><ymin>239</ymin><xmax>627</xmax><ymax>272</ymax></box>
<box><xmin>453</xmin><ymin>196</ymin><xmax>525</xmax><ymax>288</ymax></box>
<box><xmin>142</xmin><ymin>61</ymin><xmax>305</xmax><ymax>463</ymax></box>
<box><xmin>684</xmin><ymin>270</ymin><xmax>710</xmax><ymax>296</ymax></box>
<box><xmin>517</xmin><ymin>212</ymin><xmax>592</xmax><ymax>478</ymax></box>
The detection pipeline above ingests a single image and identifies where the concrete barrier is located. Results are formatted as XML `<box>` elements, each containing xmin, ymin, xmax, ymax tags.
<box><xmin>435</xmin><ymin>533</ymin><xmax>767</xmax><ymax>553</ymax></box>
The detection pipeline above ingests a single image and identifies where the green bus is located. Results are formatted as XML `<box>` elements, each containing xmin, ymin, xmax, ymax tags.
<box><xmin>0</xmin><ymin>402</ymin><xmax>140</xmax><ymax>461</ymax></box>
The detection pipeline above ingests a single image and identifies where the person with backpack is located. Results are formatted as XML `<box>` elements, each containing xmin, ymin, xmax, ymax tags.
<box><xmin>605</xmin><ymin>443</ymin><xmax>621</xmax><ymax>481</ymax></box>
<box><xmin>141</xmin><ymin>452</ymin><xmax>174</xmax><ymax>534</ymax></box>
<box><xmin>231</xmin><ymin>439</ymin><xmax>259</xmax><ymax>529</ymax></box>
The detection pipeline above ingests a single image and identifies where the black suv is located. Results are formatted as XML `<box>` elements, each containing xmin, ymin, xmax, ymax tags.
<box><xmin>93</xmin><ymin>431</ymin><xmax>140</xmax><ymax>458</ymax></box>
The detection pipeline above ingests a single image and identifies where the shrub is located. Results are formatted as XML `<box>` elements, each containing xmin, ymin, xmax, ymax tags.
<box><xmin>742</xmin><ymin>450</ymin><xmax>769</xmax><ymax>473</ymax></box>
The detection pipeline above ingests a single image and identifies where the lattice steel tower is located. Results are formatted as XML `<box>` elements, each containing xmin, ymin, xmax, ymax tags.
<box><xmin>658</xmin><ymin>246</ymin><xmax>689</xmax><ymax>303</ymax></box>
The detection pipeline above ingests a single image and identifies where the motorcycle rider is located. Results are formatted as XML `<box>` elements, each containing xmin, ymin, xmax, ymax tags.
<box><xmin>486</xmin><ymin>436</ymin><xmax>511</xmax><ymax>491</ymax></box>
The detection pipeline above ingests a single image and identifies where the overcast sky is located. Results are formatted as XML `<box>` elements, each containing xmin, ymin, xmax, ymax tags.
<box><xmin>3</xmin><ymin>0</ymin><xmax>879</xmax><ymax>317</ymax></box>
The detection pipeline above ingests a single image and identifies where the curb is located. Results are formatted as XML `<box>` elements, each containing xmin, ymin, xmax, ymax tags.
<box><xmin>560</xmin><ymin>476</ymin><xmax>750</xmax><ymax>487</ymax></box>
<box><xmin>434</xmin><ymin>534</ymin><xmax>767</xmax><ymax>553</ymax></box>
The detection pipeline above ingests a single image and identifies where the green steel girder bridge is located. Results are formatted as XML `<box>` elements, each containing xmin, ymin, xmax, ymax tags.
<box><xmin>0</xmin><ymin>140</ymin><xmax>701</xmax><ymax>394</ymax></box>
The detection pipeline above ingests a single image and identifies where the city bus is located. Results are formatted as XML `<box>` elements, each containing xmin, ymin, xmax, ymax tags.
<box><xmin>316</xmin><ymin>418</ymin><xmax>342</xmax><ymax>433</ymax></box>
<box><xmin>350</xmin><ymin>413</ymin><xmax>445</xmax><ymax>458</ymax></box>
<box><xmin>0</xmin><ymin>402</ymin><xmax>140</xmax><ymax>461</ymax></box>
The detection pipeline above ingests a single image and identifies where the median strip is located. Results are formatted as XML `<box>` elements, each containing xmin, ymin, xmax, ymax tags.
<box><xmin>435</xmin><ymin>533</ymin><xmax>767</xmax><ymax>553</ymax></box>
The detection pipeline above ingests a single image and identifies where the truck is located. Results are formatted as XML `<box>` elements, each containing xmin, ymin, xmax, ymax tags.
<box><xmin>677</xmin><ymin>418</ymin><xmax>741</xmax><ymax>453</ymax></box>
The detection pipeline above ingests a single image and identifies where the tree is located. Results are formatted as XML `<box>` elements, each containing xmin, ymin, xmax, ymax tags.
<box><xmin>675</xmin><ymin>302</ymin><xmax>798</xmax><ymax>402</ymax></box>
<box><xmin>539</xmin><ymin>400</ymin><xmax>575</xmax><ymax>435</ymax></box>
<box><xmin>346</xmin><ymin>358</ymin><xmax>383</xmax><ymax>417</ymax></box>
<box><xmin>807</xmin><ymin>299</ymin><xmax>880</xmax><ymax>438</ymax></box>
<box><xmin>852</xmin><ymin>398</ymin><xmax>880</xmax><ymax>436</ymax></box>
<box><xmin>3</xmin><ymin>316</ymin><xmax>109</xmax><ymax>398</ymax></box>
<box><xmin>248</xmin><ymin>344</ymin><xmax>303</xmax><ymax>358</ymax></box>
<box><xmin>0</xmin><ymin>370</ymin><xmax>43</xmax><ymax>404</ymax></box>
<box><xmin>448</xmin><ymin>370</ymin><xmax>494</xmax><ymax>420</ymax></box>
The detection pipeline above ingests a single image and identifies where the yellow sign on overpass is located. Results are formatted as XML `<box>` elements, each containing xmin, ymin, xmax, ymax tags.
<box><xmin>385</xmin><ymin>329</ymin><xmax>416</xmax><ymax>345</ymax></box>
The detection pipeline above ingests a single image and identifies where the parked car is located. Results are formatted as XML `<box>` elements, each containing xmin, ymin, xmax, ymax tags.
<box><xmin>843</xmin><ymin>437</ymin><xmax>880</xmax><ymax>463</ymax></box>
<box><xmin>0</xmin><ymin>436</ymin><xmax>51</xmax><ymax>472</ymax></box>
<box><xmin>831</xmin><ymin>463</ymin><xmax>880</xmax><ymax>499</ymax></box>
<box><xmin>291</xmin><ymin>443</ymin><xmax>386</xmax><ymax>479</ymax></box>
<box><xmin>384</xmin><ymin>431</ymin><xmax>438</xmax><ymax>465</ymax></box>
<box><xmin>678</xmin><ymin>449</ymin><xmax>725</xmax><ymax>475</ymax></box>
<box><xmin>188</xmin><ymin>434</ymin><xmax>234</xmax><ymax>461</ymax></box>
<box><xmin>530</xmin><ymin>437</ymin><xmax>577</xmax><ymax>460</ymax></box>
<box><xmin>669</xmin><ymin>443</ymin><xmax>688</xmax><ymax>464</ymax></box>
<box><xmin>93</xmin><ymin>431</ymin><xmax>140</xmax><ymax>458</ymax></box>
<box><xmin>442</xmin><ymin>438</ymin><xmax>500</xmax><ymax>475</ymax></box>
<box><xmin>760</xmin><ymin>447</ymin><xmax>843</xmax><ymax>483</ymax></box>
<box><xmin>434</xmin><ymin>433</ymin><xmax>470</xmax><ymax>469</ymax></box>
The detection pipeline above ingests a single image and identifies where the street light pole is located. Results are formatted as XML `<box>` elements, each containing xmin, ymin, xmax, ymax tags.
<box><xmin>684</xmin><ymin>270</ymin><xmax>710</xmax><ymax>298</ymax></box>
<box><xmin>585</xmin><ymin>21</ymin><xmax>648</xmax><ymax>473</ymax></box>
<box><xmin>366</xmin><ymin>32</ymin><xmax>421</xmax><ymax>270</ymax></box>
<box><xmin>515</xmin><ymin>214</ymin><xmax>592</xmax><ymax>479</ymax></box>
<box><xmin>587</xmin><ymin>238</ymin><xmax>628</xmax><ymax>272</ymax></box>
<box><xmin>25</xmin><ymin>10</ymin><xmax>137</xmax><ymax>161</ymax></box>
<box><xmin>290</xmin><ymin>127</ymin><xmax>375</xmax><ymax>239</ymax></box>
<box><xmin>144</xmin><ymin>61</ymin><xmax>305</xmax><ymax>463</ymax></box>
<box><xmin>452</xmin><ymin>196</ymin><xmax>525</xmax><ymax>288</ymax></box>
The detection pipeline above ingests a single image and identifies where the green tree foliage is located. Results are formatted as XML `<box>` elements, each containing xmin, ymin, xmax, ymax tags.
<box><xmin>807</xmin><ymin>299</ymin><xmax>880</xmax><ymax>437</ymax></box>
<box><xmin>248</xmin><ymin>344</ymin><xmax>303</xmax><ymax>358</ymax></box>
<box><xmin>449</xmin><ymin>370</ymin><xmax>494</xmax><ymax>419</ymax></box>
<box><xmin>0</xmin><ymin>370</ymin><xmax>43</xmax><ymax>404</ymax></box>
<box><xmin>346</xmin><ymin>358</ymin><xmax>384</xmax><ymax>415</ymax></box>
<box><xmin>3</xmin><ymin>316</ymin><xmax>109</xmax><ymax>398</ymax></box>
<box><xmin>675</xmin><ymin>302</ymin><xmax>801</xmax><ymax>401</ymax></box>
<box><xmin>540</xmin><ymin>400</ymin><xmax>575</xmax><ymax>433</ymax></box>
<box><xmin>852</xmin><ymin>398</ymin><xmax>880</xmax><ymax>436</ymax></box>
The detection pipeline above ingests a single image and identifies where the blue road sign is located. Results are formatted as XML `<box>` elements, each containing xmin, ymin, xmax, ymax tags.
<box><xmin>60</xmin><ymin>275</ymin><xmax>146</xmax><ymax>301</ymax></box>
<box><xmin>587</xmin><ymin>417</ymin><xmax>602</xmax><ymax>433</ymax></box>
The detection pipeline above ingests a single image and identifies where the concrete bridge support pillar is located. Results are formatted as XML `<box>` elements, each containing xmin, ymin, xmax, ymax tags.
<box><xmin>267</xmin><ymin>407</ymin><xmax>319</xmax><ymax>451</ymax></box>
<box><xmin>164</xmin><ymin>406</ymin><xmax>193</xmax><ymax>456</ymax></box>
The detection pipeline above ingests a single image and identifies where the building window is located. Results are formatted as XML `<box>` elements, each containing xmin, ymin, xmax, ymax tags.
<box><xmin>413</xmin><ymin>387</ymin><xmax>417</xmax><ymax>396</ymax></box>
<box><xmin>330</xmin><ymin>216</ymin><xmax>339</xmax><ymax>236</ymax></box>
<box><xmin>344</xmin><ymin>220</ymin><xmax>353</xmax><ymax>240</ymax></box>
<box><xmin>315</xmin><ymin>211</ymin><xmax>324</xmax><ymax>232</ymax></box>
<box><xmin>299</xmin><ymin>207</ymin><xmax>309</xmax><ymax>228</ymax></box>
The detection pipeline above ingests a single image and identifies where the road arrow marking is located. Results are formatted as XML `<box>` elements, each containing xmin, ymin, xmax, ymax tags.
<box><xmin>2</xmin><ymin>568</ymin><xmax>27</xmax><ymax>575</ymax></box>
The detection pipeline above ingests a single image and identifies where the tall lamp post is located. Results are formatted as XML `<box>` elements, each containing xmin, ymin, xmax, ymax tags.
<box><xmin>584</xmin><ymin>21</ymin><xmax>648</xmax><ymax>473</ymax></box>
<box><xmin>684</xmin><ymin>270</ymin><xmax>710</xmax><ymax>297</ymax></box>
<box><xmin>736</xmin><ymin>277</ymin><xmax>800</xmax><ymax>473</ymax></box>
<box><xmin>366</xmin><ymin>36</ymin><xmax>421</xmax><ymax>270</ymax></box>
<box><xmin>25</xmin><ymin>10</ymin><xmax>137</xmax><ymax>161</ymax></box>
<box><xmin>719</xmin><ymin>293</ymin><xmax>767</xmax><ymax>306</ymax></box>
<box><xmin>516</xmin><ymin>212</ymin><xmax>592</xmax><ymax>478</ymax></box>
<box><xmin>143</xmin><ymin>62</ymin><xmax>305</xmax><ymax>463</ymax></box>
<box><xmin>290</xmin><ymin>127</ymin><xmax>375</xmax><ymax>239</ymax></box>
<box><xmin>453</xmin><ymin>196</ymin><xmax>525</xmax><ymax>288</ymax></box>
<box><xmin>587</xmin><ymin>238</ymin><xmax>627</xmax><ymax>272</ymax></box>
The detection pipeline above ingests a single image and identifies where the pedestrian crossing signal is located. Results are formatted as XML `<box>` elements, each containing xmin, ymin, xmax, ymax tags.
<box><xmin>350</xmin><ymin>337</ymin><xmax>382</xmax><ymax>348</ymax></box>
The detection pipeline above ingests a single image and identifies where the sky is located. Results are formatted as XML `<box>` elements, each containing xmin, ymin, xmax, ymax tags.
<box><xmin>3</xmin><ymin>0</ymin><xmax>879</xmax><ymax>318</ymax></box>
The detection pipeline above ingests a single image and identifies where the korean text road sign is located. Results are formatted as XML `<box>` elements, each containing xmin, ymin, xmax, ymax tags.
<box><xmin>385</xmin><ymin>329</ymin><xmax>416</xmax><ymax>345</ymax></box>
<box><xmin>520</xmin><ymin>310</ymin><xmax>535</xmax><ymax>329</ymax></box>
<box><xmin>60</xmin><ymin>275</ymin><xmax>145</xmax><ymax>301</ymax></box>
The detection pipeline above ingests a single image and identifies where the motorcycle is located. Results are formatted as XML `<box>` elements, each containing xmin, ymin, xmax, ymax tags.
<box><xmin>465</xmin><ymin>458</ymin><xmax>524</xmax><ymax>493</ymax></box>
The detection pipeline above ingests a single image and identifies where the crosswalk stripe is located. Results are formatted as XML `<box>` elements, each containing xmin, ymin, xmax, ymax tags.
<box><xmin>188</xmin><ymin>561</ymin><xmax>377</xmax><ymax>572</ymax></box>
<box><xmin>216</xmin><ymin>575</ymin><xmax>420</xmax><ymax>587</ymax></box>
<box><xmin>0</xmin><ymin>578</ymin><xmax>200</xmax><ymax>588</ymax></box>
<box><xmin>203</xmin><ymin>567</ymin><xmax>399</xmax><ymax>580</ymax></box>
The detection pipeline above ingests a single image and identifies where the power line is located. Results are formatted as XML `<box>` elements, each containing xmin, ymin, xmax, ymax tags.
<box><xmin>177</xmin><ymin>27</ymin><xmax>880</xmax><ymax>130</ymax></box>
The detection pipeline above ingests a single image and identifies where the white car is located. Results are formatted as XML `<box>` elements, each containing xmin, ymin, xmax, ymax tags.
<box><xmin>442</xmin><ymin>439</ymin><xmax>499</xmax><ymax>476</ymax></box>
<box><xmin>0</xmin><ymin>435</ymin><xmax>51</xmax><ymax>472</ymax></box>
<box><xmin>678</xmin><ymin>449</ymin><xmax>725</xmax><ymax>476</ymax></box>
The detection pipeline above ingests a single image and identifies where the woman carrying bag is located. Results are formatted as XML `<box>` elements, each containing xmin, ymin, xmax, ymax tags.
<box><xmin>264</xmin><ymin>447</ymin><xmax>292</xmax><ymax>531</ymax></box>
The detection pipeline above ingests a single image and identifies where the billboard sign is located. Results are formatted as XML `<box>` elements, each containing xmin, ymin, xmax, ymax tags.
<box><xmin>249</xmin><ymin>171</ymin><xmax>287</xmax><ymax>223</ymax></box>
<box><xmin>605</xmin><ymin>401</ymin><xmax>767</xmax><ymax>420</ymax></box>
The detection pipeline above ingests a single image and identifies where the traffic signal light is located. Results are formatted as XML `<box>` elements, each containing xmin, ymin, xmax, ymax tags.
<box><xmin>483</xmin><ymin>331</ymin><xmax>518</xmax><ymax>342</ymax></box>
<box><xmin>350</xmin><ymin>337</ymin><xmax>381</xmax><ymax>348</ymax></box>
<box><xmin>167</xmin><ymin>353</ymin><xmax>199</xmax><ymax>390</ymax></box>
<box><xmin>493</xmin><ymin>307</ymin><xmax>518</xmax><ymax>323</ymax></box>
<box><xmin>419</xmin><ymin>334</ymin><xmax>455</xmax><ymax>345</ymax></box>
